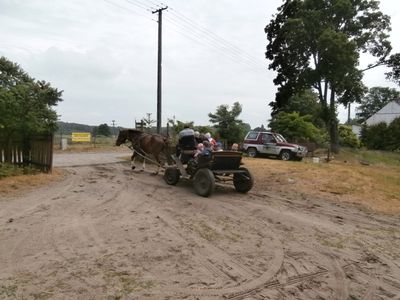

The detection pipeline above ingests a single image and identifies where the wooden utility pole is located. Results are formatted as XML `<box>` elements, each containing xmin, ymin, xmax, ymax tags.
<box><xmin>152</xmin><ymin>6</ymin><xmax>168</xmax><ymax>134</ymax></box>
<box><xmin>347</xmin><ymin>103</ymin><xmax>351</xmax><ymax>124</ymax></box>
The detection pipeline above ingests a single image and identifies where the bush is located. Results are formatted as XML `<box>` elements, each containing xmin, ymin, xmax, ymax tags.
<box><xmin>386</xmin><ymin>117</ymin><xmax>400</xmax><ymax>151</ymax></box>
<box><xmin>338</xmin><ymin>125</ymin><xmax>360</xmax><ymax>148</ymax></box>
<box><xmin>269</xmin><ymin>112</ymin><xmax>325</xmax><ymax>143</ymax></box>
<box><xmin>361</xmin><ymin>122</ymin><xmax>387</xmax><ymax>149</ymax></box>
<box><xmin>361</xmin><ymin>117</ymin><xmax>400</xmax><ymax>151</ymax></box>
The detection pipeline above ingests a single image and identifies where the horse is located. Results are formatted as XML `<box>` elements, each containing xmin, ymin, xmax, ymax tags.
<box><xmin>115</xmin><ymin>129</ymin><xmax>172</xmax><ymax>174</ymax></box>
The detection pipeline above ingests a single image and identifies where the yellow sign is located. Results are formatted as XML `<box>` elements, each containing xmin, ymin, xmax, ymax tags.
<box><xmin>71</xmin><ymin>132</ymin><xmax>91</xmax><ymax>142</ymax></box>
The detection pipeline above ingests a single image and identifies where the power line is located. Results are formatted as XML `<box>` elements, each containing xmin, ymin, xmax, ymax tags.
<box><xmin>167</xmin><ymin>7</ymin><xmax>264</xmax><ymax>66</ymax></box>
<box><xmin>120</xmin><ymin>0</ymin><xmax>267</xmax><ymax>73</ymax></box>
<box><xmin>162</xmin><ymin>14</ymin><xmax>265</xmax><ymax>72</ymax></box>
<box><xmin>103</xmin><ymin>0</ymin><xmax>155</xmax><ymax>22</ymax></box>
<box><xmin>162</xmin><ymin>15</ymin><xmax>265</xmax><ymax>72</ymax></box>
<box><xmin>124</xmin><ymin>0</ymin><xmax>152</xmax><ymax>12</ymax></box>
<box><xmin>157</xmin><ymin>1</ymin><xmax>263</xmax><ymax>65</ymax></box>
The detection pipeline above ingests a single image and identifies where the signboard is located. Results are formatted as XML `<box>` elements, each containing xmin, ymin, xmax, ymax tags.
<box><xmin>71</xmin><ymin>132</ymin><xmax>91</xmax><ymax>142</ymax></box>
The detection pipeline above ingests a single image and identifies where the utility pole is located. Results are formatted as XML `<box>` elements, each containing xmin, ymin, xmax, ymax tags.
<box><xmin>152</xmin><ymin>6</ymin><xmax>168</xmax><ymax>134</ymax></box>
<box><xmin>111</xmin><ymin>120</ymin><xmax>116</xmax><ymax>137</ymax></box>
<box><xmin>347</xmin><ymin>103</ymin><xmax>351</xmax><ymax>124</ymax></box>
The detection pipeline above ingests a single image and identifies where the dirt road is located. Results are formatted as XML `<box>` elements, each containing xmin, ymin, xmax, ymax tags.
<box><xmin>0</xmin><ymin>152</ymin><xmax>399</xmax><ymax>299</ymax></box>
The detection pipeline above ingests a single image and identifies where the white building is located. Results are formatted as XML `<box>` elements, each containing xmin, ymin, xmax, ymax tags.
<box><xmin>365</xmin><ymin>99</ymin><xmax>400</xmax><ymax>126</ymax></box>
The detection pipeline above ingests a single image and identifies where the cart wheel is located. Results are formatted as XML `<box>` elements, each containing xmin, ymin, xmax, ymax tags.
<box><xmin>233</xmin><ymin>167</ymin><xmax>254</xmax><ymax>193</ymax></box>
<box><xmin>193</xmin><ymin>168</ymin><xmax>215</xmax><ymax>197</ymax></box>
<box><xmin>164</xmin><ymin>167</ymin><xmax>180</xmax><ymax>185</ymax></box>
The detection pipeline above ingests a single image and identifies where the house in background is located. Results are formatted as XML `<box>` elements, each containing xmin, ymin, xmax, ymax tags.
<box><xmin>365</xmin><ymin>99</ymin><xmax>400</xmax><ymax>126</ymax></box>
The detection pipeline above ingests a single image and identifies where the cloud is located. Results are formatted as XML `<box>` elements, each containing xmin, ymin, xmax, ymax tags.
<box><xmin>1</xmin><ymin>0</ymin><xmax>398</xmax><ymax>128</ymax></box>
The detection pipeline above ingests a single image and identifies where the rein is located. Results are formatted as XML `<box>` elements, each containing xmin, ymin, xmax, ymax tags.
<box><xmin>124</xmin><ymin>142</ymin><xmax>166</xmax><ymax>168</ymax></box>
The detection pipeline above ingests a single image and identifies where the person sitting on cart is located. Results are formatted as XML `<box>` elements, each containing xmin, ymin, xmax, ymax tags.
<box><xmin>194</xmin><ymin>143</ymin><xmax>204</xmax><ymax>158</ymax></box>
<box><xmin>178</xmin><ymin>124</ymin><xmax>197</xmax><ymax>163</ymax></box>
<box><xmin>187</xmin><ymin>140</ymin><xmax>212</xmax><ymax>172</ymax></box>
<box><xmin>199</xmin><ymin>141</ymin><xmax>212</xmax><ymax>158</ymax></box>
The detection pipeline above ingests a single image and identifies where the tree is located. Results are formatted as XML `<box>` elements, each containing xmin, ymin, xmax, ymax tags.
<box><xmin>338</xmin><ymin>125</ymin><xmax>360</xmax><ymax>148</ymax></box>
<box><xmin>208</xmin><ymin>102</ymin><xmax>248</xmax><ymax>145</ymax></box>
<box><xmin>141</xmin><ymin>113</ymin><xmax>156</xmax><ymax>131</ymax></box>
<box><xmin>356</xmin><ymin>87</ymin><xmax>400</xmax><ymax>123</ymax></box>
<box><xmin>265</xmin><ymin>0</ymin><xmax>399</xmax><ymax>152</ymax></box>
<box><xmin>97</xmin><ymin>123</ymin><xmax>111</xmax><ymax>136</ymax></box>
<box><xmin>360</xmin><ymin>122</ymin><xmax>388</xmax><ymax>150</ymax></box>
<box><xmin>280</xmin><ymin>90</ymin><xmax>324</xmax><ymax>127</ymax></box>
<box><xmin>0</xmin><ymin>56</ymin><xmax>62</xmax><ymax>141</ymax></box>
<box><xmin>386</xmin><ymin>117</ymin><xmax>400</xmax><ymax>151</ymax></box>
<box><xmin>268</xmin><ymin>111</ymin><xmax>324</xmax><ymax>143</ymax></box>
<box><xmin>167</xmin><ymin>119</ymin><xmax>194</xmax><ymax>135</ymax></box>
<box><xmin>361</xmin><ymin>117</ymin><xmax>400</xmax><ymax>150</ymax></box>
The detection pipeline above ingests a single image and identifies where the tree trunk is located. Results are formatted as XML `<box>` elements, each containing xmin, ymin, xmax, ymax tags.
<box><xmin>317</xmin><ymin>81</ymin><xmax>340</xmax><ymax>154</ymax></box>
<box><xmin>329</xmin><ymin>89</ymin><xmax>339</xmax><ymax>154</ymax></box>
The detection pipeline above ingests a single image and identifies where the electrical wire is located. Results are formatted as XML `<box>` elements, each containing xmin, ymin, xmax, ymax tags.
<box><xmin>167</xmin><ymin>7</ymin><xmax>264</xmax><ymax>66</ymax></box>
<box><xmin>116</xmin><ymin>0</ymin><xmax>267</xmax><ymax>72</ymax></box>
<box><xmin>163</xmin><ymin>15</ymin><xmax>266</xmax><ymax>72</ymax></box>
<box><xmin>103</xmin><ymin>0</ymin><xmax>156</xmax><ymax>22</ymax></box>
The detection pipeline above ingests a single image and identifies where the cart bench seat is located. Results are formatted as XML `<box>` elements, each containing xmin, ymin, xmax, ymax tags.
<box><xmin>198</xmin><ymin>151</ymin><xmax>242</xmax><ymax>170</ymax></box>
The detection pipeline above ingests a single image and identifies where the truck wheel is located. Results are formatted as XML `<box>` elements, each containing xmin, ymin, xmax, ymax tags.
<box><xmin>247</xmin><ymin>147</ymin><xmax>257</xmax><ymax>158</ymax></box>
<box><xmin>233</xmin><ymin>168</ymin><xmax>254</xmax><ymax>193</ymax></box>
<box><xmin>193</xmin><ymin>168</ymin><xmax>215</xmax><ymax>197</ymax></box>
<box><xmin>279</xmin><ymin>150</ymin><xmax>292</xmax><ymax>161</ymax></box>
<box><xmin>164</xmin><ymin>167</ymin><xmax>180</xmax><ymax>185</ymax></box>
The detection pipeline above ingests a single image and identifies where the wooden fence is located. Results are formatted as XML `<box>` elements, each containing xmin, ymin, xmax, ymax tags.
<box><xmin>0</xmin><ymin>134</ymin><xmax>53</xmax><ymax>172</ymax></box>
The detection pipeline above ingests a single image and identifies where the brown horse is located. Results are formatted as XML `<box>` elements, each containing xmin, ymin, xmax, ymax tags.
<box><xmin>116</xmin><ymin>129</ymin><xmax>172</xmax><ymax>174</ymax></box>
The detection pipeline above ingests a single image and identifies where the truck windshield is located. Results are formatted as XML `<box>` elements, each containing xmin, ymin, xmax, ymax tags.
<box><xmin>275</xmin><ymin>134</ymin><xmax>287</xmax><ymax>143</ymax></box>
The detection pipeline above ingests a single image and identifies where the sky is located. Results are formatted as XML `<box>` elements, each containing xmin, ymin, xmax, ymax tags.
<box><xmin>1</xmin><ymin>0</ymin><xmax>399</xmax><ymax>129</ymax></box>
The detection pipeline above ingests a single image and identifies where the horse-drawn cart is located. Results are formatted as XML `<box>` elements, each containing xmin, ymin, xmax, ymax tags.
<box><xmin>164</xmin><ymin>150</ymin><xmax>254</xmax><ymax>197</ymax></box>
<box><xmin>115</xmin><ymin>129</ymin><xmax>253</xmax><ymax>197</ymax></box>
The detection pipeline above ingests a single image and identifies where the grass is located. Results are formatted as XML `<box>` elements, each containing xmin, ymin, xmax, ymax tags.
<box><xmin>180</xmin><ymin>219</ymin><xmax>220</xmax><ymax>242</ymax></box>
<box><xmin>246</xmin><ymin>148</ymin><xmax>400</xmax><ymax>213</ymax></box>
<box><xmin>336</xmin><ymin>148</ymin><xmax>400</xmax><ymax>166</ymax></box>
<box><xmin>0</xmin><ymin>163</ymin><xmax>40</xmax><ymax>179</ymax></box>
<box><xmin>0</xmin><ymin>168</ymin><xmax>63</xmax><ymax>196</ymax></box>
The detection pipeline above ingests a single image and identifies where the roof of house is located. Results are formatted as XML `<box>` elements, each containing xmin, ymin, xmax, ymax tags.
<box><xmin>365</xmin><ymin>99</ymin><xmax>400</xmax><ymax>126</ymax></box>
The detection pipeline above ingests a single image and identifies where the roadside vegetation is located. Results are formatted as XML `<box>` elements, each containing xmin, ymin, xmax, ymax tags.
<box><xmin>0</xmin><ymin>167</ymin><xmax>62</xmax><ymax>196</ymax></box>
<box><xmin>0</xmin><ymin>163</ymin><xmax>40</xmax><ymax>178</ymax></box>
<box><xmin>248</xmin><ymin>148</ymin><xmax>400</xmax><ymax>214</ymax></box>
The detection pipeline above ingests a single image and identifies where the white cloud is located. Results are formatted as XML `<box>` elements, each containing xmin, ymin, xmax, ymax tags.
<box><xmin>1</xmin><ymin>0</ymin><xmax>399</xmax><ymax>128</ymax></box>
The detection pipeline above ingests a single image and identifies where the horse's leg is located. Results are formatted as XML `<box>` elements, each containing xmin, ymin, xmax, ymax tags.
<box><xmin>151</xmin><ymin>153</ymin><xmax>161</xmax><ymax>175</ymax></box>
<box><xmin>131</xmin><ymin>151</ymin><xmax>136</xmax><ymax>170</ymax></box>
<box><xmin>141</xmin><ymin>156</ymin><xmax>146</xmax><ymax>171</ymax></box>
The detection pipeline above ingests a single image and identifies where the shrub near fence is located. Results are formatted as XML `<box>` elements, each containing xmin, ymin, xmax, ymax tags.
<box><xmin>0</xmin><ymin>134</ymin><xmax>53</xmax><ymax>172</ymax></box>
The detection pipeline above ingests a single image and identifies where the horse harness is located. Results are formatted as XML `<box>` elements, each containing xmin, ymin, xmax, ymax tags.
<box><xmin>126</xmin><ymin>133</ymin><xmax>166</xmax><ymax>168</ymax></box>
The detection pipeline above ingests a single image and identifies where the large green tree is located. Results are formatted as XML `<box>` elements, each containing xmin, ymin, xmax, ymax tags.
<box><xmin>269</xmin><ymin>111</ymin><xmax>324</xmax><ymax>143</ymax></box>
<box><xmin>356</xmin><ymin>86</ymin><xmax>400</xmax><ymax>123</ymax></box>
<box><xmin>208</xmin><ymin>102</ymin><xmax>249</xmax><ymax>145</ymax></box>
<box><xmin>279</xmin><ymin>89</ymin><xmax>324</xmax><ymax>127</ymax></box>
<box><xmin>265</xmin><ymin>0</ymin><xmax>399</xmax><ymax>152</ymax></box>
<box><xmin>0</xmin><ymin>56</ymin><xmax>62</xmax><ymax>162</ymax></box>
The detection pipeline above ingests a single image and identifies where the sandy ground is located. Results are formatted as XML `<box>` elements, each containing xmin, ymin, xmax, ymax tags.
<box><xmin>0</xmin><ymin>151</ymin><xmax>400</xmax><ymax>299</ymax></box>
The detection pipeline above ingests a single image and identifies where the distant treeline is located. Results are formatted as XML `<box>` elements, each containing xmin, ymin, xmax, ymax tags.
<box><xmin>56</xmin><ymin>122</ymin><xmax>94</xmax><ymax>135</ymax></box>
<box><xmin>55</xmin><ymin>121</ymin><xmax>172</xmax><ymax>136</ymax></box>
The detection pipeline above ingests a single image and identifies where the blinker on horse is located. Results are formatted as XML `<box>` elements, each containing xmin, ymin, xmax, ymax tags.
<box><xmin>116</xmin><ymin>129</ymin><xmax>171</xmax><ymax>174</ymax></box>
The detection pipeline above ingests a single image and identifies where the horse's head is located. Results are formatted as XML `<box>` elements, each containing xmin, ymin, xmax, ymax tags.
<box><xmin>115</xmin><ymin>129</ymin><xmax>127</xmax><ymax>146</ymax></box>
